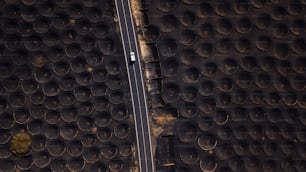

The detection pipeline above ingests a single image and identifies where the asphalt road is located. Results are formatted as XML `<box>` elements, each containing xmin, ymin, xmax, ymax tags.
<box><xmin>115</xmin><ymin>0</ymin><xmax>155</xmax><ymax>172</ymax></box>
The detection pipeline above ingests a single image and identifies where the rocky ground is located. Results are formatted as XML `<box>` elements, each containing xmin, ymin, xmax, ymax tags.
<box><xmin>0</xmin><ymin>0</ymin><xmax>136</xmax><ymax>171</ymax></box>
<box><xmin>139</xmin><ymin>0</ymin><xmax>306</xmax><ymax>171</ymax></box>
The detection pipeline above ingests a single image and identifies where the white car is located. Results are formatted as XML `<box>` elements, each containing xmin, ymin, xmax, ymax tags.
<box><xmin>130</xmin><ymin>51</ymin><xmax>136</xmax><ymax>62</ymax></box>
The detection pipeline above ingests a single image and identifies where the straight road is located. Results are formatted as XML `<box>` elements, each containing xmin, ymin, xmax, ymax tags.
<box><xmin>115</xmin><ymin>0</ymin><xmax>155</xmax><ymax>172</ymax></box>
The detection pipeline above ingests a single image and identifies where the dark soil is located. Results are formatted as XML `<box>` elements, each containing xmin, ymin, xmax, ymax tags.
<box><xmin>0</xmin><ymin>0</ymin><xmax>136</xmax><ymax>171</ymax></box>
<box><xmin>142</xmin><ymin>0</ymin><xmax>306</xmax><ymax>171</ymax></box>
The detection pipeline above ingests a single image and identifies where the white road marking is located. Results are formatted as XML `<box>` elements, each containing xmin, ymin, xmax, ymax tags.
<box><xmin>114</xmin><ymin>1</ymin><xmax>142</xmax><ymax>171</ymax></box>
<box><xmin>119</xmin><ymin>2</ymin><xmax>150</xmax><ymax>172</ymax></box>
<box><xmin>132</xmin><ymin>65</ymin><xmax>149</xmax><ymax>172</ymax></box>
<box><xmin>115</xmin><ymin>0</ymin><xmax>155</xmax><ymax>172</ymax></box>
<box><xmin>126</xmin><ymin>1</ymin><xmax>155</xmax><ymax>169</ymax></box>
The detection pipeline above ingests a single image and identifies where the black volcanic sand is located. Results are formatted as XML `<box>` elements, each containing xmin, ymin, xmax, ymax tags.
<box><xmin>144</xmin><ymin>0</ymin><xmax>306</xmax><ymax>171</ymax></box>
<box><xmin>0</xmin><ymin>1</ymin><xmax>136</xmax><ymax>171</ymax></box>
